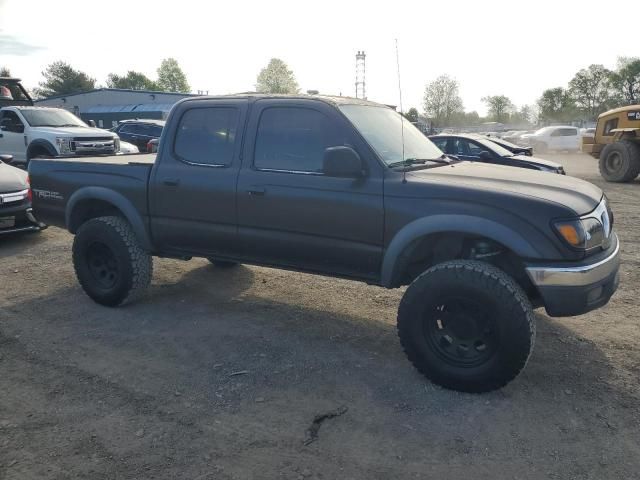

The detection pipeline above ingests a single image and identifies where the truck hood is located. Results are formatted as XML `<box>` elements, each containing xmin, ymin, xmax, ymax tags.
<box><xmin>0</xmin><ymin>161</ymin><xmax>28</xmax><ymax>192</ymax></box>
<box><xmin>408</xmin><ymin>161</ymin><xmax>602</xmax><ymax>215</ymax></box>
<box><xmin>29</xmin><ymin>126</ymin><xmax>117</xmax><ymax>138</ymax></box>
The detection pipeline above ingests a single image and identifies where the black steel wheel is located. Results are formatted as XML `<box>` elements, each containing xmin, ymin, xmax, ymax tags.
<box><xmin>73</xmin><ymin>216</ymin><xmax>152</xmax><ymax>306</ymax></box>
<box><xmin>397</xmin><ymin>260</ymin><xmax>535</xmax><ymax>393</ymax></box>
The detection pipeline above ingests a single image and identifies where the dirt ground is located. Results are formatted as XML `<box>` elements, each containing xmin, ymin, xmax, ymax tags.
<box><xmin>1</xmin><ymin>153</ymin><xmax>638</xmax><ymax>480</ymax></box>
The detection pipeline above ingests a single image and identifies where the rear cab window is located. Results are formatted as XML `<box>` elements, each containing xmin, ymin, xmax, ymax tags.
<box><xmin>174</xmin><ymin>107</ymin><xmax>240</xmax><ymax>166</ymax></box>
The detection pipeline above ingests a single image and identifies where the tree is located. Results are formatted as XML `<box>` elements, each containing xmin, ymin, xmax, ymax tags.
<box><xmin>423</xmin><ymin>74</ymin><xmax>464</xmax><ymax>127</ymax></box>
<box><xmin>609</xmin><ymin>56</ymin><xmax>640</xmax><ymax>105</ymax></box>
<box><xmin>0</xmin><ymin>66</ymin><xmax>11</xmax><ymax>77</ymax></box>
<box><xmin>568</xmin><ymin>64</ymin><xmax>616</xmax><ymax>119</ymax></box>
<box><xmin>482</xmin><ymin>95</ymin><xmax>514</xmax><ymax>123</ymax></box>
<box><xmin>510</xmin><ymin>105</ymin><xmax>536</xmax><ymax>125</ymax></box>
<box><xmin>537</xmin><ymin>87</ymin><xmax>576</xmax><ymax>123</ymax></box>
<box><xmin>35</xmin><ymin>61</ymin><xmax>96</xmax><ymax>98</ymax></box>
<box><xmin>156</xmin><ymin>58</ymin><xmax>190</xmax><ymax>93</ymax></box>
<box><xmin>403</xmin><ymin>107</ymin><xmax>419</xmax><ymax>123</ymax></box>
<box><xmin>107</xmin><ymin>70</ymin><xmax>158</xmax><ymax>90</ymax></box>
<box><xmin>255</xmin><ymin>58</ymin><xmax>299</xmax><ymax>94</ymax></box>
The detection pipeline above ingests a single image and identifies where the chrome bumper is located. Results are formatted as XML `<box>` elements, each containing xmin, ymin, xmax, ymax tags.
<box><xmin>525</xmin><ymin>239</ymin><xmax>620</xmax><ymax>287</ymax></box>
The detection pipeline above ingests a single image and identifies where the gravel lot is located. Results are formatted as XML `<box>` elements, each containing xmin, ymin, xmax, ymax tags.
<box><xmin>1</xmin><ymin>153</ymin><xmax>638</xmax><ymax>480</ymax></box>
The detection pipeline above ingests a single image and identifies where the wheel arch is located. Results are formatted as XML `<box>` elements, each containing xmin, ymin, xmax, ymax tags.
<box><xmin>380</xmin><ymin>215</ymin><xmax>543</xmax><ymax>288</ymax></box>
<box><xmin>66</xmin><ymin>187</ymin><xmax>152</xmax><ymax>251</ymax></box>
<box><xmin>27</xmin><ymin>139</ymin><xmax>57</xmax><ymax>159</ymax></box>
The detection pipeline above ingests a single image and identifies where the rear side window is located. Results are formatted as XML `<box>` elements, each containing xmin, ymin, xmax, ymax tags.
<box><xmin>254</xmin><ymin>107</ymin><xmax>336</xmax><ymax>173</ymax></box>
<box><xmin>603</xmin><ymin>118</ymin><xmax>618</xmax><ymax>136</ymax></box>
<box><xmin>174</xmin><ymin>107</ymin><xmax>239</xmax><ymax>166</ymax></box>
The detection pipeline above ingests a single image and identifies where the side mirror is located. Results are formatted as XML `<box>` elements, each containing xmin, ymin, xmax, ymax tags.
<box><xmin>0</xmin><ymin>154</ymin><xmax>14</xmax><ymax>164</ymax></box>
<box><xmin>87</xmin><ymin>120</ymin><xmax>96</xmax><ymax>127</ymax></box>
<box><xmin>322</xmin><ymin>146</ymin><xmax>364</xmax><ymax>178</ymax></box>
<box><xmin>479</xmin><ymin>150</ymin><xmax>492</xmax><ymax>160</ymax></box>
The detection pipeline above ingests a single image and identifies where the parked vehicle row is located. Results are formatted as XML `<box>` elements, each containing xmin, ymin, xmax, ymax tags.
<box><xmin>30</xmin><ymin>94</ymin><xmax>620</xmax><ymax>394</ymax></box>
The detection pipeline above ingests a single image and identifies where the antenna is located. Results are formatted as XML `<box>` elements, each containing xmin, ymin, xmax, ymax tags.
<box><xmin>395</xmin><ymin>39</ymin><xmax>407</xmax><ymax>184</ymax></box>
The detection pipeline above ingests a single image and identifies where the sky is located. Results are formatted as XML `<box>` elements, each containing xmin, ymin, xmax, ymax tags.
<box><xmin>0</xmin><ymin>0</ymin><xmax>637</xmax><ymax>116</ymax></box>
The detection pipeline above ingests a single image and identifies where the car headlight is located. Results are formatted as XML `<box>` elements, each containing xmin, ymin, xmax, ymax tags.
<box><xmin>553</xmin><ymin>198</ymin><xmax>612</xmax><ymax>251</ymax></box>
<box><xmin>55</xmin><ymin>136</ymin><xmax>72</xmax><ymax>154</ymax></box>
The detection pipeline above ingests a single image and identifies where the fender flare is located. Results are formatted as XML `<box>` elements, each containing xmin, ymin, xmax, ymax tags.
<box><xmin>65</xmin><ymin>186</ymin><xmax>152</xmax><ymax>251</ymax></box>
<box><xmin>27</xmin><ymin>139</ymin><xmax>57</xmax><ymax>159</ymax></box>
<box><xmin>380</xmin><ymin>214</ymin><xmax>544</xmax><ymax>287</ymax></box>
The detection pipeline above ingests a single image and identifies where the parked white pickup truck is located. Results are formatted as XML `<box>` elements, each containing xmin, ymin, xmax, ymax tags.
<box><xmin>0</xmin><ymin>106</ymin><xmax>120</xmax><ymax>166</ymax></box>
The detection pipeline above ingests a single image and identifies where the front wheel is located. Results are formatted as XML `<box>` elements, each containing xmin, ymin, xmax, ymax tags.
<box><xmin>397</xmin><ymin>260</ymin><xmax>535</xmax><ymax>393</ymax></box>
<box><xmin>598</xmin><ymin>140</ymin><xmax>640</xmax><ymax>183</ymax></box>
<box><xmin>73</xmin><ymin>216</ymin><xmax>152</xmax><ymax>306</ymax></box>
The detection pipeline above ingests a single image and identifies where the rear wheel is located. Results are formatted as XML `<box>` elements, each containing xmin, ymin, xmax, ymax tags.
<box><xmin>73</xmin><ymin>216</ymin><xmax>152</xmax><ymax>306</ymax></box>
<box><xmin>397</xmin><ymin>260</ymin><xmax>535</xmax><ymax>393</ymax></box>
<box><xmin>599</xmin><ymin>140</ymin><xmax>640</xmax><ymax>183</ymax></box>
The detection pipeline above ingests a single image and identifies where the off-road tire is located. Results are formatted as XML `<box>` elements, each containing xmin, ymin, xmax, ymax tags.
<box><xmin>599</xmin><ymin>140</ymin><xmax>640</xmax><ymax>183</ymax></box>
<box><xmin>73</xmin><ymin>216</ymin><xmax>152</xmax><ymax>306</ymax></box>
<box><xmin>207</xmin><ymin>259</ymin><xmax>239</xmax><ymax>268</ymax></box>
<box><xmin>397</xmin><ymin>260</ymin><xmax>535</xmax><ymax>393</ymax></box>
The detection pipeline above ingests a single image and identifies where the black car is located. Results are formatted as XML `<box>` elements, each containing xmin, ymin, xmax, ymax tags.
<box><xmin>0</xmin><ymin>155</ymin><xmax>45</xmax><ymax>234</ymax></box>
<box><xmin>111</xmin><ymin>119</ymin><xmax>164</xmax><ymax>153</ymax></box>
<box><xmin>485</xmin><ymin>136</ymin><xmax>533</xmax><ymax>156</ymax></box>
<box><xmin>430</xmin><ymin>134</ymin><xmax>564</xmax><ymax>174</ymax></box>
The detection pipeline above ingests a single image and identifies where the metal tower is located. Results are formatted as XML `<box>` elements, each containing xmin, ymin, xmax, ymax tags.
<box><xmin>355</xmin><ymin>51</ymin><xmax>366</xmax><ymax>99</ymax></box>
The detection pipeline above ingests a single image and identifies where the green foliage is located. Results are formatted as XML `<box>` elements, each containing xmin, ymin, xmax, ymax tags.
<box><xmin>156</xmin><ymin>58</ymin><xmax>190</xmax><ymax>93</ymax></box>
<box><xmin>482</xmin><ymin>95</ymin><xmax>514</xmax><ymax>123</ymax></box>
<box><xmin>510</xmin><ymin>105</ymin><xmax>537</xmax><ymax>125</ymax></box>
<box><xmin>568</xmin><ymin>64</ymin><xmax>617</xmax><ymax>120</ymax></box>
<box><xmin>403</xmin><ymin>107</ymin><xmax>419</xmax><ymax>123</ymax></box>
<box><xmin>609</xmin><ymin>57</ymin><xmax>640</xmax><ymax>105</ymax></box>
<box><xmin>255</xmin><ymin>58</ymin><xmax>299</xmax><ymax>94</ymax></box>
<box><xmin>35</xmin><ymin>61</ymin><xmax>96</xmax><ymax>98</ymax></box>
<box><xmin>537</xmin><ymin>87</ymin><xmax>577</xmax><ymax>123</ymax></box>
<box><xmin>423</xmin><ymin>75</ymin><xmax>464</xmax><ymax>127</ymax></box>
<box><xmin>0</xmin><ymin>66</ymin><xmax>11</xmax><ymax>77</ymax></box>
<box><xmin>107</xmin><ymin>71</ymin><xmax>158</xmax><ymax>90</ymax></box>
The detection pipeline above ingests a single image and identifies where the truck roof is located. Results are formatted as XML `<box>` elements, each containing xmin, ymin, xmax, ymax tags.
<box><xmin>599</xmin><ymin>104</ymin><xmax>640</xmax><ymax>118</ymax></box>
<box><xmin>180</xmin><ymin>93</ymin><xmax>387</xmax><ymax>108</ymax></box>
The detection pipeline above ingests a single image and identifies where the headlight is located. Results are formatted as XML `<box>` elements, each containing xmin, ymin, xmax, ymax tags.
<box><xmin>553</xmin><ymin>198</ymin><xmax>612</xmax><ymax>251</ymax></box>
<box><xmin>55</xmin><ymin>137</ymin><xmax>72</xmax><ymax>154</ymax></box>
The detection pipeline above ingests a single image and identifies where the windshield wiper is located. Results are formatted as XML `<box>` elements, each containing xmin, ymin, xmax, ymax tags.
<box><xmin>388</xmin><ymin>156</ymin><xmax>455</xmax><ymax>168</ymax></box>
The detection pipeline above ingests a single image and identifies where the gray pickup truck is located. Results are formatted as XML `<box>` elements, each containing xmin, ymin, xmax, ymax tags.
<box><xmin>29</xmin><ymin>94</ymin><xmax>620</xmax><ymax>393</ymax></box>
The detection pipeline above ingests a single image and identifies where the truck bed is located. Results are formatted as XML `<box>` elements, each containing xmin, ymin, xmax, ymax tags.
<box><xmin>29</xmin><ymin>154</ymin><xmax>156</xmax><ymax>230</ymax></box>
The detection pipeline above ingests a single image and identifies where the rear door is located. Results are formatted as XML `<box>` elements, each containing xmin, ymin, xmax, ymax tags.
<box><xmin>236</xmin><ymin>98</ymin><xmax>384</xmax><ymax>279</ymax></box>
<box><xmin>149</xmin><ymin>98</ymin><xmax>248</xmax><ymax>256</ymax></box>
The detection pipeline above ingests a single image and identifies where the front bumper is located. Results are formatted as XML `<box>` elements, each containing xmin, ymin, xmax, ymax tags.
<box><xmin>525</xmin><ymin>234</ymin><xmax>620</xmax><ymax>317</ymax></box>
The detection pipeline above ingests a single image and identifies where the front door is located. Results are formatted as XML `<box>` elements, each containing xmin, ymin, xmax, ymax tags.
<box><xmin>0</xmin><ymin>110</ymin><xmax>26</xmax><ymax>161</ymax></box>
<box><xmin>236</xmin><ymin>99</ymin><xmax>385</xmax><ymax>280</ymax></box>
<box><xmin>149</xmin><ymin>99</ymin><xmax>248</xmax><ymax>256</ymax></box>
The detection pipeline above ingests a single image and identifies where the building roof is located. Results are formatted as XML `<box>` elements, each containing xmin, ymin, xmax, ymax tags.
<box><xmin>37</xmin><ymin>88</ymin><xmax>200</xmax><ymax>101</ymax></box>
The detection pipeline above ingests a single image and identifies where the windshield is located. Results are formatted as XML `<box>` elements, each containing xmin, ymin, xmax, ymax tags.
<box><xmin>339</xmin><ymin>104</ymin><xmax>443</xmax><ymax>165</ymax></box>
<box><xmin>20</xmin><ymin>108</ymin><xmax>86</xmax><ymax>127</ymax></box>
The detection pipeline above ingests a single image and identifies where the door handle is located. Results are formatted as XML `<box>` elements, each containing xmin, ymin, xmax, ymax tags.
<box><xmin>246</xmin><ymin>186</ymin><xmax>266</xmax><ymax>196</ymax></box>
<box><xmin>162</xmin><ymin>178</ymin><xmax>180</xmax><ymax>186</ymax></box>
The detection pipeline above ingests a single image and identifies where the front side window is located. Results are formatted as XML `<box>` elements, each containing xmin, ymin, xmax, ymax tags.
<box><xmin>0</xmin><ymin>110</ymin><xmax>23</xmax><ymax>128</ymax></box>
<box><xmin>254</xmin><ymin>107</ymin><xmax>335</xmax><ymax>173</ymax></box>
<box><xmin>603</xmin><ymin>118</ymin><xmax>618</xmax><ymax>136</ymax></box>
<box><xmin>174</xmin><ymin>107</ymin><xmax>239</xmax><ymax>166</ymax></box>
<box><xmin>560</xmin><ymin>128</ymin><xmax>578</xmax><ymax>136</ymax></box>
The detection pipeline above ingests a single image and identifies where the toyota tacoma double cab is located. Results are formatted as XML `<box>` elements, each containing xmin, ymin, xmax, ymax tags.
<box><xmin>0</xmin><ymin>106</ymin><xmax>120</xmax><ymax>166</ymax></box>
<box><xmin>29</xmin><ymin>94</ymin><xmax>620</xmax><ymax>393</ymax></box>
